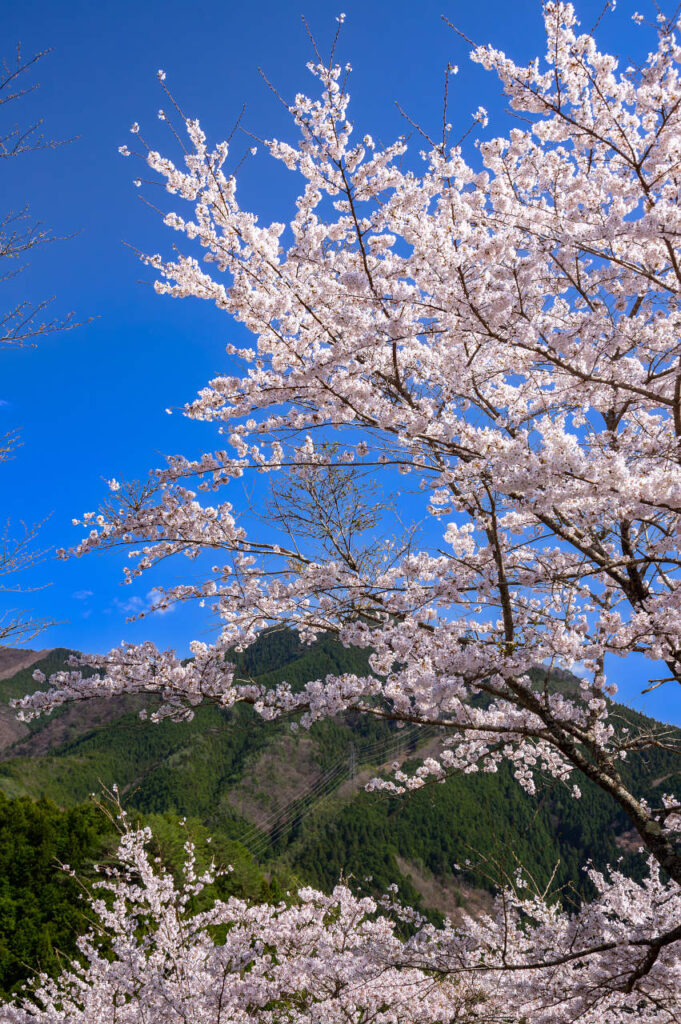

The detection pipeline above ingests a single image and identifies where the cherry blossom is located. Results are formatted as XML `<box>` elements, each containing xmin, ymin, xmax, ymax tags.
<box><xmin>5</xmin><ymin>818</ymin><xmax>681</xmax><ymax>1023</ymax></box>
<box><xmin>10</xmin><ymin>3</ymin><xmax>681</xmax><ymax>1014</ymax></box>
<box><xmin>5</xmin><ymin>819</ymin><xmax>486</xmax><ymax>1024</ymax></box>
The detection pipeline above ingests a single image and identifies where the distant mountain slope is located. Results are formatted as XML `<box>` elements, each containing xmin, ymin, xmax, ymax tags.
<box><xmin>0</xmin><ymin>647</ymin><xmax>53</xmax><ymax>750</ymax></box>
<box><xmin>0</xmin><ymin>635</ymin><xmax>679</xmax><ymax>919</ymax></box>
<box><xmin>0</xmin><ymin>647</ymin><xmax>49</xmax><ymax>682</ymax></box>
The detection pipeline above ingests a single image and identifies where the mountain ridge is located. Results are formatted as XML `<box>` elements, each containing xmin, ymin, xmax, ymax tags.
<box><xmin>1</xmin><ymin>637</ymin><xmax>679</xmax><ymax>909</ymax></box>
<box><xmin>0</xmin><ymin>633</ymin><xmax>680</xmax><ymax>996</ymax></box>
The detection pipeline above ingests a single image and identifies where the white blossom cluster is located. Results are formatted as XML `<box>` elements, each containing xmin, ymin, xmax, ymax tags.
<box><xmin>9</xmin><ymin>3</ymin><xmax>681</xmax><ymax>1015</ymax></box>
<box><xmin>4</xmin><ymin>821</ymin><xmax>680</xmax><ymax>1023</ymax></box>
<box><xmin>4</xmin><ymin>821</ymin><xmax>485</xmax><ymax>1024</ymax></box>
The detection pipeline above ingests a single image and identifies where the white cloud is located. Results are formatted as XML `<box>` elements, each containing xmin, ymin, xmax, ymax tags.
<box><xmin>113</xmin><ymin>595</ymin><xmax>146</xmax><ymax>615</ymax></box>
<box><xmin>73</xmin><ymin>589</ymin><xmax>94</xmax><ymax>601</ymax></box>
<box><xmin>111</xmin><ymin>589</ymin><xmax>175</xmax><ymax>619</ymax></box>
<box><xmin>147</xmin><ymin>588</ymin><xmax>175</xmax><ymax>615</ymax></box>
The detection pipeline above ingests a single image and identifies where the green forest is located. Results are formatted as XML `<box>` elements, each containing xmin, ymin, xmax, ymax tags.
<box><xmin>0</xmin><ymin>633</ymin><xmax>679</xmax><ymax>998</ymax></box>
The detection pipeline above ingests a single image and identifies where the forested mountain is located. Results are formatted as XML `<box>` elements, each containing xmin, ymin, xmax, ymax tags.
<box><xmin>0</xmin><ymin>633</ymin><xmax>679</xmax><ymax>997</ymax></box>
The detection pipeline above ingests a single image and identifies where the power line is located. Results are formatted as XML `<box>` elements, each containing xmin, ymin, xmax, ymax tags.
<box><xmin>248</xmin><ymin>763</ymin><xmax>351</xmax><ymax>859</ymax></box>
<box><xmin>234</xmin><ymin>756</ymin><xmax>350</xmax><ymax>847</ymax></box>
<box><xmin>239</xmin><ymin>722</ymin><xmax>442</xmax><ymax>859</ymax></box>
<box><xmin>240</xmin><ymin>730</ymin><xmax>403</xmax><ymax>848</ymax></box>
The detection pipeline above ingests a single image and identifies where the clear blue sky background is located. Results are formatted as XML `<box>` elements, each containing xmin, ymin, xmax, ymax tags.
<box><xmin>2</xmin><ymin>0</ymin><xmax>679</xmax><ymax>724</ymax></box>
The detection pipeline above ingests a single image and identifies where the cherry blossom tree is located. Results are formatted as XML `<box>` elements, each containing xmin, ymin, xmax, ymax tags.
<box><xmin>4</xmin><ymin>815</ymin><xmax>488</xmax><ymax>1024</ymax></box>
<box><xmin>10</xmin><ymin>1</ymin><xmax>681</xmax><ymax>1017</ymax></box>
<box><xmin>4</xmin><ymin>816</ymin><xmax>680</xmax><ymax>1023</ymax></box>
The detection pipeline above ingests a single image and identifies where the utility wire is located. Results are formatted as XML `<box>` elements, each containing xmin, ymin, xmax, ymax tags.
<box><xmin>239</xmin><ymin>722</ymin><xmax>441</xmax><ymax>858</ymax></box>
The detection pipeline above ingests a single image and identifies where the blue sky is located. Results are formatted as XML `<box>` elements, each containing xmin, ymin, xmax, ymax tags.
<box><xmin>2</xmin><ymin>0</ymin><xmax>680</xmax><ymax>724</ymax></box>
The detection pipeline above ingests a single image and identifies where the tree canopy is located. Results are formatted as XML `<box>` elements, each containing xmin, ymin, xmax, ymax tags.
<box><xmin>8</xmin><ymin>3</ymin><xmax>681</xmax><ymax>1019</ymax></box>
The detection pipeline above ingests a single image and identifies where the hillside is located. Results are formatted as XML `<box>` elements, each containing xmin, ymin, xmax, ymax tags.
<box><xmin>0</xmin><ymin>632</ymin><xmax>679</xmax><ymax>994</ymax></box>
